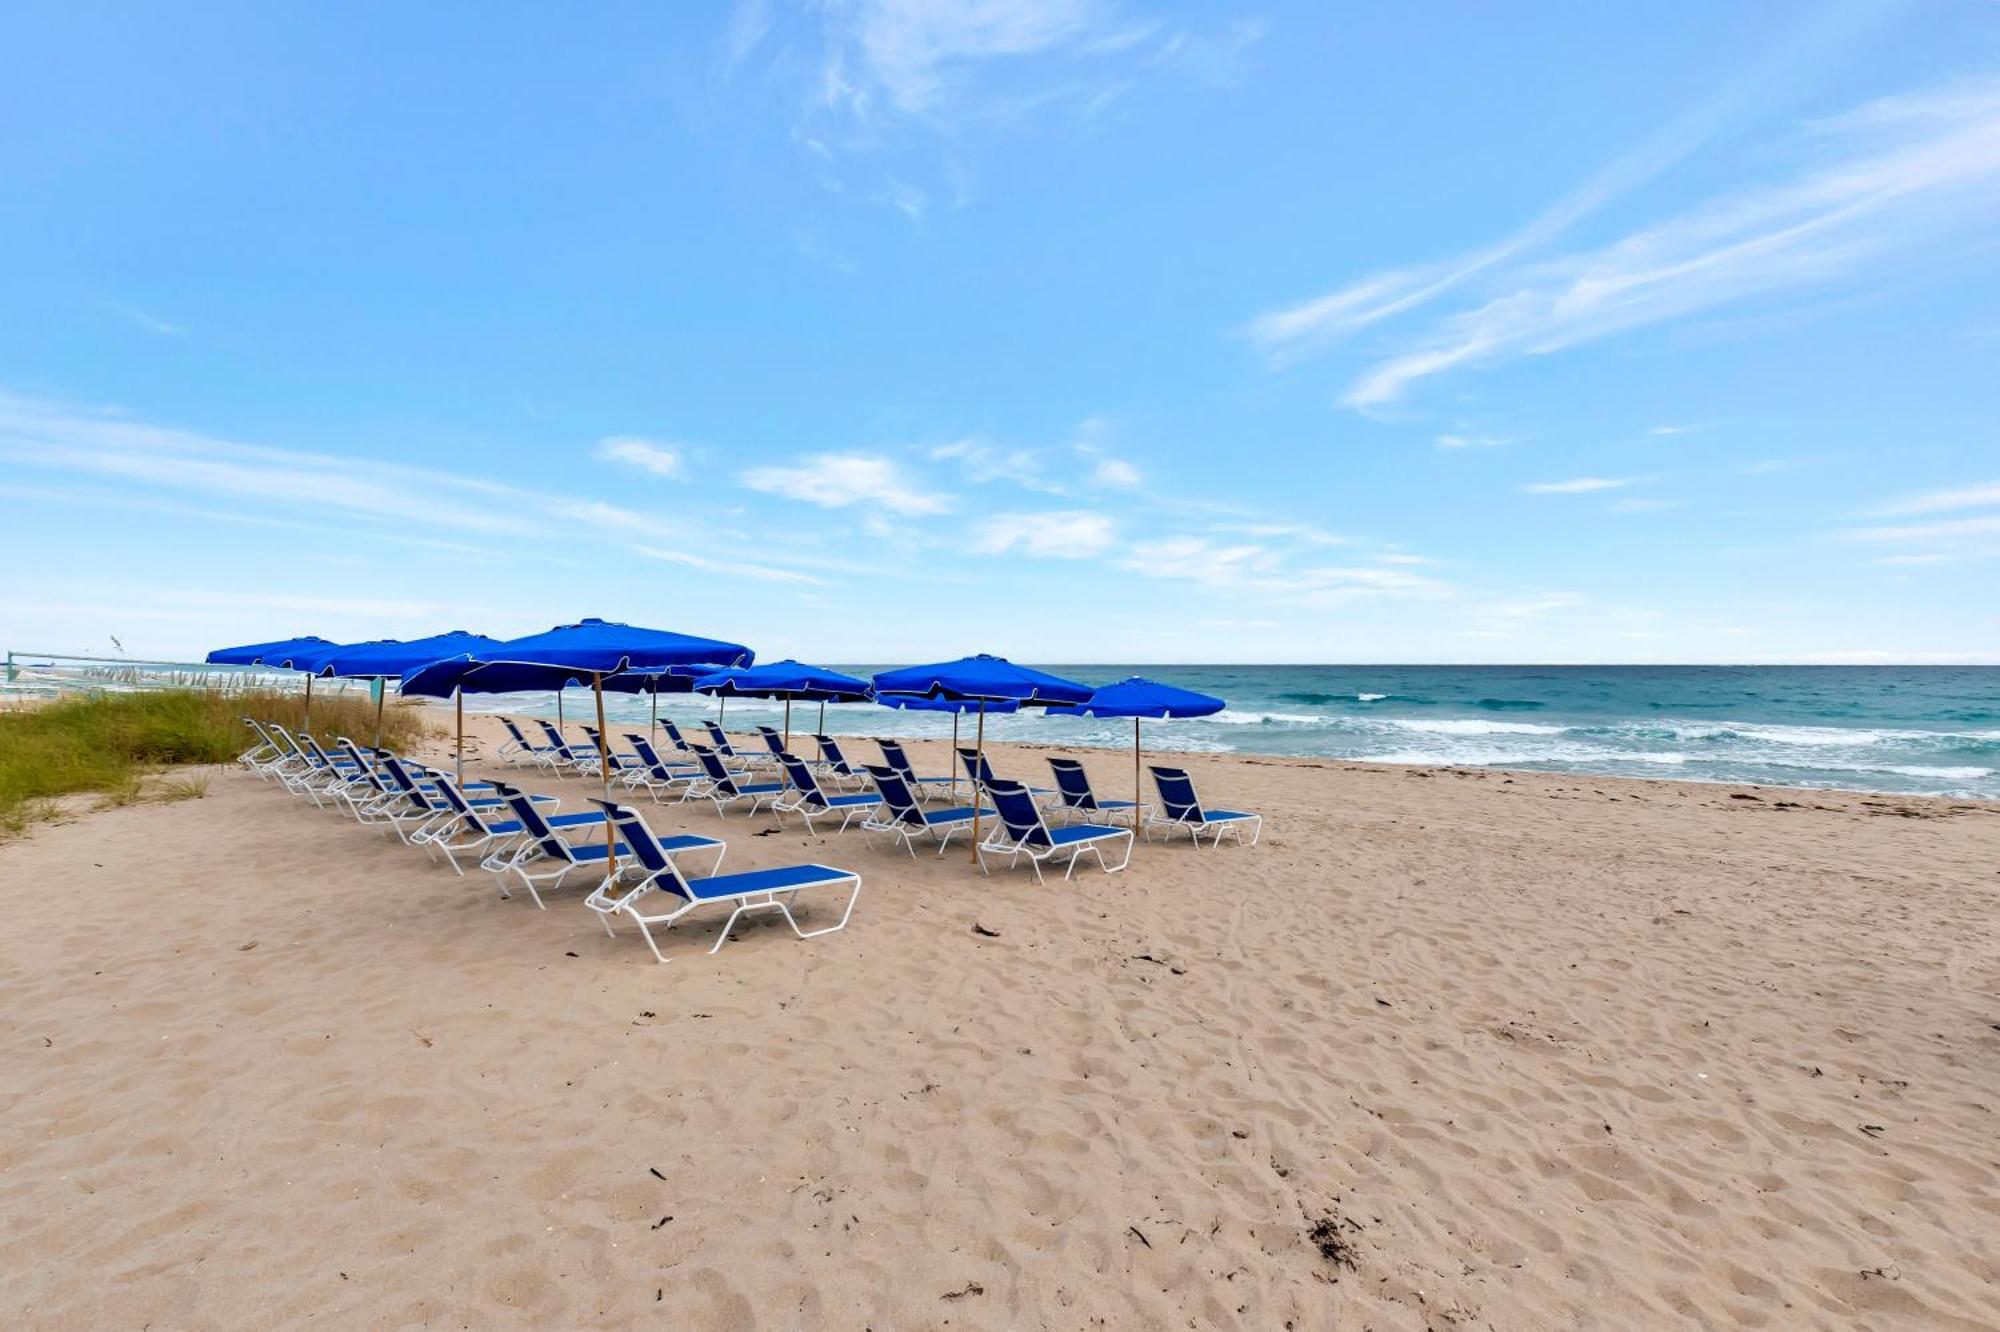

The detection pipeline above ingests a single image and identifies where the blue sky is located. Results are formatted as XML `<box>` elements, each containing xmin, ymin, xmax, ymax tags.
<box><xmin>3</xmin><ymin>1</ymin><xmax>1998</xmax><ymax>664</ymax></box>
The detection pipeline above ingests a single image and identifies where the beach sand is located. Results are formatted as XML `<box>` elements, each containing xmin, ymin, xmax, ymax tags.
<box><xmin>4</xmin><ymin>712</ymin><xmax>1999</xmax><ymax>1329</ymax></box>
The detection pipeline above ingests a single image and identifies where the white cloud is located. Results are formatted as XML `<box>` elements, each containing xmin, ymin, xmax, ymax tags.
<box><xmin>1435</xmin><ymin>432</ymin><xmax>1510</xmax><ymax>450</ymax></box>
<box><xmin>929</xmin><ymin>437</ymin><xmax>1058</xmax><ymax>491</ymax></box>
<box><xmin>972</xmin><ymin>510</ymin><xmax>1116</xmax><ymax>558</ymax></box>
<box><xmin>1521</xmin><ymin>476</ymin><xmax>1638</xmax><ymax>495</ymax></box>
<box><xmin>1876</xmin><ymin>553</ymin><xmax>1955</xmax><ymax>566</ymax></box>
<box><xmin>1091</xmin><ymin>456</ymin><xmax>1141</xmax><ymax>488</ymax></box>
<box><xmin>1875</xmin><ymin>481</ymin><xmax>2000</xmax><ymax>516</ymax></box>
<box><xmin>1376</xmin><ymin>552</ymin><xmax>1435</xmax><ymax>565</ymax></box>
<box><xmin>1117</xmin><ymin>534</ymin><xmax>1451</xmax><ymax>603</ymax></box>
<box><xmin>740</xmin><ymin>451</ymin><xmax>951</xmax><ymax>515</ymax></box>
<box><xmin>1249</xmin><ymin>74</ymin><xmax>2000</xmax><ymax>408</ymax></box>
<box><xmin>596</xmin><ymin>435</ymin><xmax>684</xmax><ymax>480</ymax></box>
<box><xmin>632</xmin><ymin>545</ymin><xmax>825</xmax><ymax>586</ymax></box>
<box><xmin>1845</xmin><ymin>514</ymin><xmax>2000</xmax><ymax>543</ymax></box>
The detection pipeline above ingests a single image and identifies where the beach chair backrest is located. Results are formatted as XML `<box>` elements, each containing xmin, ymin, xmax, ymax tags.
<box><xmin>954</xmin><ymin>747</ymin><xmax>980</xmax><ymax>784</ymax></box>
<box><xmin>701</xmin><ymin>721</ymin><xmax>738</xmax><ymax>754</ymax></box>
<box><xmin>598</xmin><ymin>802</ymin><xmax>696</xmax><ymax>901</ymax></box>
<box><xmin>877</xmin><ymin>738</ymin><xmax>918</xmax><ymax>781</ymax></box>
<box><xmin>429</xmin><ymin>775</ymin><xmax>495</xmax><ymax>836</ymax></box>
<box><xmin>501</xmin><ymin>718</ymin><xmax>532</xmax><ymax>747</ymax></box>
<box><xmin>1046</xmin><ymin>758</ymin><xmax>1094</xmax><ymax>810</ymax></box>
<box><xmin>627</xmin><ymin>735</ymin><xmax>669</xmax><ymax>775</ymax></box>
<box><xmin>814</xmin><ymin>735</ymin><xmax>854</xmax><ymax>775</ymax></box>
<box><xmin>494</xmin><ymin>782</ymin><xmax>571</xmax><ymax>861</ymax></box>
<box><xmin>1149</xmin><ymin>767</ymin><xmax>1204</xmax><ymax>824</ymax></box>
<box><xmin>690</xmin><ymin>745</ymin><xmax>737</xmax><ymax>792</ymax></box>
<box><xmin>379</xmin><ymin>756</ymin><xmax>439</xmax><ymax>811</ymax></box>
<box><xmin>269</xmin><ymin>723</ymin><xmax>301</xmax><ymax>756</ymax></box>
<box><xmin>778</xmin><ymin>754</ymin><xmax>827</xmax><ymax>807</ymax></box>
<box><xmin>985</xmin><ymin>780</ymin><xmax>1051</xmax><ymax>849</ymax></box>
<box><xmin>758</xmin><ymin>727</ymin><xmax>787</xmax><ymax>757</ymax></box>
<box><xmin>864</xmin><ymin>764</ymin><xmax>924</xmax><ymax>826</ymax></box>
<box><xmin>660</xmin><ymin>719</ymin><xmax>691</xmax><ymax>752</ymax></box>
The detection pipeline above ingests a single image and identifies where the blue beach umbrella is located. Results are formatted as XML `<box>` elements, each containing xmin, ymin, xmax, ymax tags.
<box><xmin>693</xmin><ymin>659</ymin><xmax>872</xmax><ymax>747</ymax></box>
<box><xmin>316</xmin><ymin>630</ymin><xmax>507</xmax><ymax>751</ymax></box>
<box><xmin>1051</xmin><ymin>677</ymin><xmax>1227</xmax><ymax>824</ymax></box>
<box><xmin>205</xmin><ymin>635</ymin><xmax>337</xmax><ymax>666</ymax></box>
<box><xmin>601</xmin><ymin>664</ymin><xmax>716</xmax><ymax>750</ymax></box>
<box><xmin>875</xmin><ymin>693</ymin><xmax>1020</xmax><ymax>797</ymax></box>
<box><xmin>206</xmin><ymin>634</ymin><xmax>341</xmax><ymax>727</ymax></box>
<box><xmin>873</xmin><ymin>655</ymin><xmax>1093</xmax><ymax>858</ymax></box>
<box><xmin>411</xmin><ymin>619</ymin><xmax>755</xmax><ymax>858</ymax></box>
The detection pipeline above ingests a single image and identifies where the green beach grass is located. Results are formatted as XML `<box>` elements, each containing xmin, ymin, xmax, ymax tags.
<box><xmin>0</xmin><ymin>688</ymin><xmax>435</xmax><ymax>835</ymax></box>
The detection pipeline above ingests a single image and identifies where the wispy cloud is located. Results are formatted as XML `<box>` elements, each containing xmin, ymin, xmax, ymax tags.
<box><xmin>972</xmin><ymin>510</ymin><xmax>1116</xmax><ymax>558</ymax></box>
<box><xmin>96</xmin><ymin>299</ymin><xmax>185</xmax><ymax>337</ymax></box>
<box><xmin>633</xmin><ymin>544</ymin><xmax>825</xmax><ymax>585</ymax></box>
<box><xmin>596</xmin><ymin>435</ymin><xmax>685</xmax><ymax>480</ymax></box>
<box><xmin>1875</xmin><ymin>480</ymin><xmax>2000</xmax><ymax>516</ymax></box>
<box><xmin>1846</xmin><ymin>514</ymin><xmax>2000</xmax><ymax>543</ymax></box>
<box><xmin>740</xmin><ymin>450</ymin><xmax>952</xmax><ymax>514</ymax></box>
<box><xmin>1435</xmin><ymin>432</ymin><xmax>1511</xmax><ymax>450</ymax></box>
<box><xmin>1521</xmin><ymin>476</ymin><xmax>1640</xmax><ymax>495</ymax></box>
<box><xmin>1250</xmin><ymin>73</ymin><xmax>2000</xmax><ymax>409</ymax></box>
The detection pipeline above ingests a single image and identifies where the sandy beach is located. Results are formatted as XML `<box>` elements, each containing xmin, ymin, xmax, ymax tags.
<box><xmin>4</xmin><ymin>712</ymin><xmax>1999</xmax><ymax>1329</ymax></box>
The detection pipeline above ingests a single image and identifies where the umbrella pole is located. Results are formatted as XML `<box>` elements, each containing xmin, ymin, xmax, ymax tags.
<box><xmin>303</xmin><ymin>673</ymin><xmax>313</xmax><ymax>731</ymax></box>
<box><xmin>970</xmin><ymin>702</ymin><xmax>985</xmax><ymax>863</ymax></box>
<box><xmin>951</xmin><ymin>712</ymin><xmax>960</xmax><ymax>801</ymax></box>
<box><xmin>783</xmin><ymin>698</ymin><xmax>792</xmax><ymax>751</ymax></box>
<box><xmin>595</xmin><ymin>672</ymin><xmax>614</xmax><ymax>876</ymax></box>
<box><xmin>557</xmin><ymin>689</ymin><xmax>564</xmax><ymax>732</ymax></box>
<box><xmin>456</xmin><ymin>689</ymin><xmax>465</xmax><ymax>784</ymax></box>
<box><xmin>650</xmin><ymin>689</ymin><xmax>658</xmax><ymax>750</ymax></box>
<box><xmin>373</xmin><ymin>678</ymin><xmax>386</xmax><ymax>750</ymax></box>
<box><xmin>817</xmin><ymin>700</ymin><xmax>825</xmax><ymax>736</ymax></box>
<box><xmin>1134</xmin><ymin>717</ymin><xmax>1142</xmax><ymax>831</ymax></box>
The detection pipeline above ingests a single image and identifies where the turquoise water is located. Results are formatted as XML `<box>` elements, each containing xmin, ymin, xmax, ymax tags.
<box><xmin>477</xmin><ymin>665</ymin><xmax>2000</xmax><ymax>800</ymax></box>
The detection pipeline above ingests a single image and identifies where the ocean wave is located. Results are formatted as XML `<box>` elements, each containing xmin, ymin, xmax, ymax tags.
<box><xmin>1356</xmin><ymin>692</ymin><xmax>1389</xmax><ymax>702</ymax></box>
<box><xmin>1209</xmin><ymin>709</ymin><xmax>1324</xmax><ymax>726</ymax></box>
<box><xmin>1389</xmin><ymin>719</ymin><xmax>1569</xmax><ymax>736</ymax></box>
<box><xmin>1473</xmin><ymin>697</ymin><xmax>1547</xmax><ymax>711</ymax></box>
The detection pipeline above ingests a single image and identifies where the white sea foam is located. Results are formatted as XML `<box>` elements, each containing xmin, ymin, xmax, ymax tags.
<box><xmin>1388</xmin><ymin>718</ymin><xmax>1568</xmax><ymax>736</ymax></box>
<box><xmin>1357</xmin><ymin>692</ymin><xmax>1389</xmax><ymax>702</ymax></box>
<box><xmin>1210</xmin><ymin>709</ymin><xmax>1323</xmax><ymax>726</ymax></box>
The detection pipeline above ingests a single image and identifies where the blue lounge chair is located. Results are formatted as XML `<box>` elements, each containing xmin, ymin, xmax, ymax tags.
<box><xmin>977</xmin><ymin>779</ymin><xmax>1133</xmax><ymax>881</ymax></box>
<box><xmin>583</xmin><ymin>799</ymin><xmax>858</xmax><ymax>963</ymax></box>
<box><xmin>688</xmin><ymin>745</ymin><xmax>785</xmax><ymax>817</ymax></box>
<box><xmin>957</xmin><ymin>747</ymin><xmax>1053</xmax><ymax>802</ymax></box>
<box><xmin>755</xmin><ymin>726</ymin><xmax>789</xmax><ymax>762</ymax></box>
<box><xmin>618</xmin><ymin>734</ymin><xmax>704</xmax><ymax>802</ymax></box>
<box><xmin>1045</xmin><ymin>758</ymin><xmax>1141</xmax><ymax>825</ymax></box>
<box><xmin>583</xmin><ymin>725</ymin><xmax>645</xmax><ymax>777</ymax></box>
<box><xmin>773</xmin><ymin>753</ymin><xmax>881</xmax><ymax>833</ymax></box>
<box><xmin>860</xmin><ymin>765</ymin><xmax>992</xmax><ymax>857</ymax></box>
<box><xmin>812</xmin><ymin>734</ymin><xmax>871</xmax><ymax>788</ymax></box>
<box><xmin>659</xmin><ymin>719</ymin><xmax>698</xmax><ymax>755</ymax></box>
<box><xmin>237</xmin><ymin>718</ymin><xmax>284</xmax><ymax>772</ymax></box>
<box><xmin>488</xmin><ymin>782</ymin><xmax>724</xmax><ymax>908</ymax></box>
<box><xmin>876</xmin><ymin>738</ymin><xmax>957</xmax><ymax>802</ymax></box>
<box><xmin>418</xmin><ymin>775</ymin><xmax>572</xmax><ymax>876</ymax></box>
<box><xmin>498</xmin><ymin>717</ymin><xmax>563</xmax><ymax>768</ymax></box>
<box><xmin>701</xmin><ymin>721</ymin><xmax>758</xmax><ymax>766</ymax></box>
<box><xmin>533</xmin><ymin>719</ymin><xmax>600</xmax><ymax>772</ymax></box>
<box><xmin>1146</xmin><ymin>766</ymin><xmax>1263</xmax><ymax>847</ymax></box>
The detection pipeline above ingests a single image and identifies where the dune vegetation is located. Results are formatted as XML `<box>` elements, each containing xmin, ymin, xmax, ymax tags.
<box><xmin>0</xmin><ymin>688</ymin><xmax>434</xmax><ymax>835</ymax></box>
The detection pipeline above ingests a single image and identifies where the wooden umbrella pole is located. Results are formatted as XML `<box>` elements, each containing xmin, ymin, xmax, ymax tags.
<box><xmin>557</xmin><ymin>689</ymin><xmax>564</xmax><ymax>732</ymax></box>
<box><xmin>595</xmin><ymin>672</ymin><xmax>614</xmax><ymax>868</ymax></box>
<box><xmin>373</xmin><ymin>679</ymin><xmax>386</xmax><ymax>749</ymax></box>
<box><xmin>951</xmin><ymin>711</ymin><xmax>960</xmax><ymax>801</ymax></box>
<box><xmin>1134</xmin><ymin>717</ymin><xmax>1143</xmax><ymax>830</ymax></box>
<box><xmin>970</xmin><ymin>701</ymin><xmax>985</xmax><ymax>863</ymax></box>
<box><xmin>817</xmin><ymin>700</ymin><xmax>826</xmax><ymax>736</ymax></box>
<box><xmin>456</xmin><ymin>689</ymin><xmax>464</xmax><ymax>784</ymax></box>
<box><xmin>783</xmin><ymin>698</ymin><xmax>792</xmax><ymax>750</ymax></box>
<box><xmin>650</xmin><ymin>689</ymin><xmax>658</xmax><ymax>749</ymax></box>
<box><xmin>303</xmin><ymin>673</ymin><xmax>313</xmax><ymax>730</ymax></box>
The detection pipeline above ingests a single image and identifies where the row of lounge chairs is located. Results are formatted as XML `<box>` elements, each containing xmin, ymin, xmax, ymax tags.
<box><xmin>492</xmin><ymin>716</ymin><xmax>1263</xmax><ymax>850</ymax></box>
<box><xmin>236</xmin><ymin>718</ymin><xmax>859</xmax><ymax>962</ymax></box>
<box><xmin>232</xmin><ymin>712</ymin><xmax>1263</xmax><ymax>961</ymax></box>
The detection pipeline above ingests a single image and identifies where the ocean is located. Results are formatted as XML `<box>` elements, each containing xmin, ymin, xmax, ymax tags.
<box><xmin>470</xmin><ymin>664</ymin><xmax>2000</xmax><ymax>800</ymax></box>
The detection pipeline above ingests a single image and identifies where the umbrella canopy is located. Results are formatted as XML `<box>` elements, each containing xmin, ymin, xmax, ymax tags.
<box><xmin>494</xmin><ymin>617</ymin><xmax>753</xmax><ymax>674</ymax></box>
<box><xmin>871</xmin><ymin>654</ymin><xmax>1091</xmax><ymax>706</ymax></box>
<box><xmin>694</xmin><ymin>659</ymin><xmax>872</xmax><ymax>748</ymax></box>
<box><xmin>693</xmin><ymin>660</ymin><xmax>872</xmax><ymax>702</ymax></box>
<box><xmin>276</xmin><ymin>638</ymin><xmax>397</xmax><ymax>672</ymax></box>
<box><xmin>1051</xmin><ymin>676</ymin><xmax>1226</xmax><ymax>834</ymax></box>
<box><xmin>1050</xmin><ymin>677</ymin><xmax>1226</xmax><ymax>720</ymax></box>
<box><xmin>873</xmin><ymin>655</ymin><xmax>1092</xmax><ymax>859</ymax></box>
<box><xmin>205</xmin><ymin>635</ymin><xmax>337</xmax><ymax>666</ymax></box>
<box><xmin>599</xmin><ymin>665</ymin><xmax>715</xmax><ymax>694</ymax></box>
<box><xmin>314</xmin><ymin>631</ymin><xmax>506</xmax><ymax>680</ymax></box>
